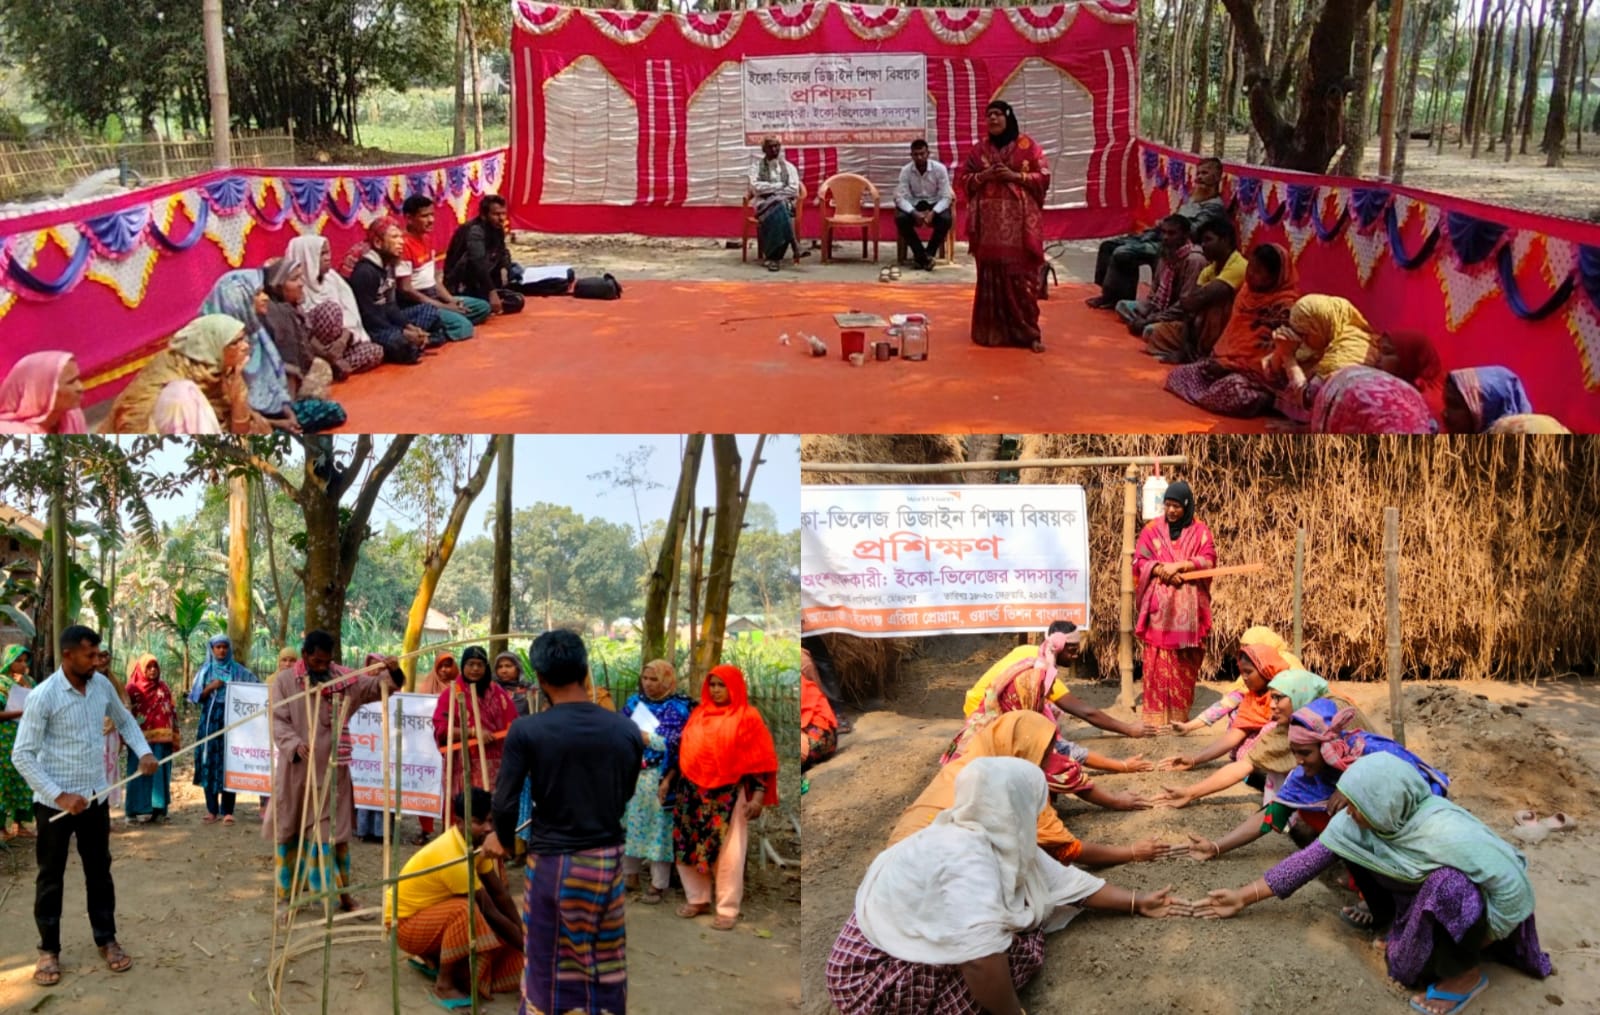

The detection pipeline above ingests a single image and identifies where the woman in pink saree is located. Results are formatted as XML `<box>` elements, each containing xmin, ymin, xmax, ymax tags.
<box><xmin>960</xmin><ymin>100</ymin><xmax>1052</xmax><ymax>353</ymax></box>
<box><xmin>1134</xmin><ymin>480</ymin><xmax>1216</xmax><ymax>726</ymax></box>
<box><xmin>939</xmin><ymin>631</ymin><xmax>1070</xmax><ymax>763</ymax></box>
<box><xmin>0</xmin><ymin>351</ymin><xmax>87</xmax><ymax>434</ymax></box>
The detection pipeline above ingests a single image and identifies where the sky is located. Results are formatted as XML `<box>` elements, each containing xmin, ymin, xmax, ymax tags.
<box><xmin>127</xmin><ymin>434</ymin><xmax>799</xmax><ymax>536</ymax></box>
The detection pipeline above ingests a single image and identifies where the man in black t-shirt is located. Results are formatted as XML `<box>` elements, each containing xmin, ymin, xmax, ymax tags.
<box><xmin>484</xmin><ymin>629</ymin><xmax>643</xmax><ymax>1014</ymax></box>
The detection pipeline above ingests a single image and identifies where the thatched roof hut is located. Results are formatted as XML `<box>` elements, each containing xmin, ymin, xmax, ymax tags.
<box><xmin>804</xmin><ymin>434</ymin><xmax>1600</xmax><ymax>696</ymax></box>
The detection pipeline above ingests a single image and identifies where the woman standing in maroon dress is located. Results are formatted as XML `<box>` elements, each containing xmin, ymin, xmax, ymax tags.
<box><xmin>961</xmin><ymin>100</ymin><xmax>1052</xmax><ymax>353</ymax></box>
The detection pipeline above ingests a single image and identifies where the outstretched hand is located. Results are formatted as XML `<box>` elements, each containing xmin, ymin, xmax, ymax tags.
<box><xmin>1109</xmin><ymin>792</ymin><xmax>1153</xmax><ymax>812</ymax></box>
<box><xmin>1136</xmin><ymin>886</ymin><xmax>1197</xmax><ymax>919</ymax></box>
<box><xmin>1185</xmin><ymin>834</ymin><xmax>1221</xmax><ymax>862</ymax></box>
<box><xmin>1119</xmin><ymin>754</ymin><xmax>1156</xmax><ymax>774</ymax></box>
<box><xmin>1130</xmin><ymin>838</ymin><xmax>1185</xmax><ymax>863</ymax></box>
<box><xmin>1132</xmin><ymin>720</ymin><xmax>1162</xmax><ymax>738</ymax></box>
<box><xmin>1152</xmin><ymin>785</ymin><xmax>1193</xmax><ymax>809</ymax></box>
<box><xmin>1157</xmin><ymin>755</ymin><xmax>1196</xmax><ymax>772</ymax></box>
<box><xmin>1195</xmin><ymin>887</ymin><xmax>1246</xmax><ymax>920</ymax></box>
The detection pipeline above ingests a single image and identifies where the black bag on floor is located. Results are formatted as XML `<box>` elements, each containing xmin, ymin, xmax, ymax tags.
<box><xmin>573</xmin><ymin>273</ymin><xmax>623</xmax><ymax>300</ymax></box>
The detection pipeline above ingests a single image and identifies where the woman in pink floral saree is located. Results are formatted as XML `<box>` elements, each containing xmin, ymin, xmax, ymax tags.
<box><xmin>1133</xmin><ymin>481</ymin><xmax>1216</xmax><ymax>725</ymax></box>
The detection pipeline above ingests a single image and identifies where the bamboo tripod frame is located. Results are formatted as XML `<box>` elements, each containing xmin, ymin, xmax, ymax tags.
<box><xmin>250</xmin><ymin>633</ymin><xmax>543</xmax><ymax>1015</ymax></box>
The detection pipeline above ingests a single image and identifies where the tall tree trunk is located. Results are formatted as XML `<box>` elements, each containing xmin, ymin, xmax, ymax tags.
<box><xmin>451</xmin><ymin>10</ymin><xmax>468</xmax><ymax>156</ymax></box>
<box><xmin>227</xmin><ymin>473</ymin><xmax>253</xmax><ymax>668</ymax></box>
<box><xmin>1435</xmin><ymin>8</ymin><xmax>1466</xmax><ymax>153</ymax></box>
<box><xmin>1519</xmin><ymin>0</ymin><xmax>1550</xmax><ymax>154</ymax></box>
<box><xmin>464</xmin><ymin>0</ymin><xmax>485</xmax><ymax>150</ymax></box>
<box><xmin>1542</xmin><ymin>0</ymin><xmax>1581</xmax><ymax>163</ymax></box>
<box><xmin>1461</xmin><ymin>0</ymin><xmax>1495</xmax><ymax>146</ymax></box>
<box><xmin>1341</xmin><ymin>5</ymin><xmax>1377</xmax><ymax>172</ymax></box>
<box><xmin>1215</xmin><ymin>24</ymin><xmax>1238</xmax><ymax>156</ymax></box>
<box><xmin>48</xmin><ymin>438</ymin><xmax>69</xmax><ymax>666</ymax></box>
<box><xmin>644</xmin><ymin>436</ymin><xmax>705</xmax><ymax>664</ymax></box>
<box><xmin>686</xmin><ymin>508</ymin><xmax>709</xmax><ymax>669</ymax></box>
<box><xmin>1579</xmin><ymin>3</ymin><xmax>1598</xmax><ymax>150</ymax></box>
<box><xmin>1167</xmin><ymin>0</ymin><xmax>1194</xmax><ymax>143</ymax></box>
<box><xmin>1481</xmin><ymin>0</ymin><xmax>1510</xmax><ymax>154</ymax></box>
<box><xmin>691</xmin><ymin>437</ymin><xmax>746</xmax><ymax>680</ymax></box>
<box><xmin>400</xmin><ymin>438</ymin><xmax>497</xmax><ymax>685</ymax></box>
<box><xmin>1502</xmin><ymin>1</ymin><xmax>1527</xmax><ymax>158</ymax></box>
<box><xmin>1191</xmin><ymin>0</ymin><xmax>1216</xmax><ymax>153</ymax></box>
<box><xmin>489</xmin><ymin>435</ymin><xmax>513</xmax><ymax>660</ymax></box>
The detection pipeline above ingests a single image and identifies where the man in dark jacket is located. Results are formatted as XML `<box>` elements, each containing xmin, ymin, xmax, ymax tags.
<box><xmin>444</xmin><ymin>195</ymin><xmax>525</xmax><ymax>315</ymax></box>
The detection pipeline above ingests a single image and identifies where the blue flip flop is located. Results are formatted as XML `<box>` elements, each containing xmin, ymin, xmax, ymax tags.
<box><xmin>1408</xmin><ymin>972</ymin><xmax>1489</xmax><ymax>1014</ymax></box>
<box><xmin>406</xmin><ymin>957</ymin><xmax>439</xmax><ymax>978</ymax></box>
<box><xmin>431</xmin><ymin>996</ymin><xmax>473</xmax><ymax>1011</ymax></box>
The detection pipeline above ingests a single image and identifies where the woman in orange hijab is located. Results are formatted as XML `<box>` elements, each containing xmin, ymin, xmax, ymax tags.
<box><xmin>124</xmin><ymin>655</ymin><xmax>179</xmax><ymax>824</ymax></box>
<box><xmin>800</xmin><ymin>649</ymin><xmax>838</xmax><ymax>770</ymax></box>
<box><xmin>671</xmin><ymin>664</ymin><xmax>779</xmax><ymax>931</ymax></box>
<box><xmin>1159</xmin><ymin>642</ymin><xmax>1291</xmax><ymax>773</ymax></box>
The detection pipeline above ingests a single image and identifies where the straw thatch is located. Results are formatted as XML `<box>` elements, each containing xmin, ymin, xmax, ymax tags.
<box><xmin>801</xmin><ymin>434</ymin><xmax>967</xmax><ymax>701</ymax></box>
<box><xmin>805</xmin><ymin>434</ymin><xmax>1600</xmax><ymax>694</ymax></box>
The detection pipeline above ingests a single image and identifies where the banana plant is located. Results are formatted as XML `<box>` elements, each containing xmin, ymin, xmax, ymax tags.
<box><xmin>157</xmin><ymin>588</ymin><xmax>212</xmax><ymax>704</ymax></box>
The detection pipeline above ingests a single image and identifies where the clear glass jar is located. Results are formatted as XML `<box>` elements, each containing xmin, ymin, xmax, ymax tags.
<box><xmin>901</xmin><ymin>315</ymin><xmax>929</xmax><ymax>361</ymax></box>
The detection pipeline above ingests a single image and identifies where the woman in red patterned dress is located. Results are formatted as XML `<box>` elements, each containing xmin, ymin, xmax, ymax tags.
<box><xmin>960</xmin><ymin>101</ymin><xmax>1052</xmax><ymax>353</ymax></box>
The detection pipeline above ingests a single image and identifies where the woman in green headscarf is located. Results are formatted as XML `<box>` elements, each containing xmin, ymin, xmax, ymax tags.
<box><xmin>1153</xmin><ymin>668</ymin><xmax>1334</xmax><ymax>809</ymax></box>
<box><xmin>0</xmin><ymin>645</ymin><xmax>36</xmax><ymax>839</ymax></box>
<box><xmin>106</xmin><ymin>315</ymin><xmax>270</xmax><ymax>434</ymax></box>
<box><xmin>1198</xmin><ymin>753</ymin><xmax>1550</xmax><ymax>1014</ymax></box>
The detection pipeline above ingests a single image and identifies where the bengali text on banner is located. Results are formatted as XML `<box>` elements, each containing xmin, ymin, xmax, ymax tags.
<box><xmin>800</xmin><ymin>484</ymin><xmax>1091</xmax><ymax>637</ymax></box>
<box><xmin>742</xmin><ymin>53</ymin><xmax>926</xmax><ymax>146</ymax></box>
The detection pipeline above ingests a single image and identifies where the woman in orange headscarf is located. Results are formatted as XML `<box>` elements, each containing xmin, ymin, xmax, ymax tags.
<box><xmin>671</xmin><ymin>664</ymin><xmax>779</xmax><ymax>931</ymax></box>
<box><xmin>124</xmin><ymin>655</ymin><xmax>179</xmax><ymax>824</ymax></box>
<box><xmin>1160</xmin><ymin>642</ymin><xmax>1291</xmax><ymax>773</ymax></box>
<box><xmin>800</xmin><ymin>649</ymin><xmax>838</xmax><ymax>769</ymax></box>
<box><xmin>1164</xmin><ymin>243</ymin><xmax>1299</xmax><ymax>417</ymax></box>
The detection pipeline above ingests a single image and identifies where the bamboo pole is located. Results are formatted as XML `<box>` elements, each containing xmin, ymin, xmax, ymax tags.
<box><xmin>1118</xmin><ymin>464</ymin><xmax>1139</xmax><ymax>710</ymax></box>
<box><xmin>381</xmin><ymin>682</ymin><xmax>399</xmax><ymax>1015</ymax></box>
<box><xmin>459</xmin><ymin>711</ymin><xmax>480</xmax><ymax>1015</ymax></box>
<box><xmin>1293</xmin><ymin>527</ymin><xmax>1306</xmax><ymax>658</ymax></box>
<box><xmin>804</xmin><ymin>455</ymin><xmax>1189</xmax><ymax>475</ymax></box>
<box><xmin>1384</xmin><ymin>507</ymin><xmax>1405</xmax><ymax>747</ymax></box>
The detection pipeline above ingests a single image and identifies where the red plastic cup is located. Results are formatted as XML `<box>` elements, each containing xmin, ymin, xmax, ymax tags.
<box><xmin>840</xmin><ymin>330</ymin><xmax>866</xmax><ymax>360</ymax></box>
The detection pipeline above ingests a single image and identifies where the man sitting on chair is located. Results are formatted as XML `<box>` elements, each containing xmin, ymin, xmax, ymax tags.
<box><xmin>749</xmin><ymin>136</ymin><xmax>802</xmax><ymax>272</ymax></box>
<box><xmin>893</xmin><ymin>138</ymin><xmax>954</xmax><ymax>271</ymax></box>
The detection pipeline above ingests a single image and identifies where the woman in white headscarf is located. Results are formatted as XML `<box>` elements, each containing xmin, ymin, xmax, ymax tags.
<box><xmin>826</xmin><ymin>757</ymin><xmax>1188</xmax><ymax>1015</ymax></box>
<box><xmin>284</xmin><ymin>234</ymin><xmax>384</xmax><ymax>377</ymax></box>
<box><xmin>106</xmin><ymin>315</ymin><xmax>267</xmax><ymax>434</ymax></box>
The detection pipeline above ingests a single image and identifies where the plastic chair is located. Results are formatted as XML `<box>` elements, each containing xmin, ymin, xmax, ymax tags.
<box><xmin>818</xmin><ymin>173</ymin><xmax>882</xmax><ymax>264</ymax></box>
<box><xmin>895</xmin><ymin>192</ymin><xmax>959</xmax><ymax>265</ymax></box>
<box><xmin>741</xmin><ymin>181</ymin><xmax>808</xmax><ymax>264</ymax></box>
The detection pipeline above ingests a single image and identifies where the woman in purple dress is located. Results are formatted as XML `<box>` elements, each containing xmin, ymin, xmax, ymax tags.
<box><xmin>1197</xmin><ymin>753</ymin><xmax>1549</xmax><ymax>1015</ymax></box>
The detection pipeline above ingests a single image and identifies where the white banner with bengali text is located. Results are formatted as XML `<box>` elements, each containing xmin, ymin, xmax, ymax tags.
<box><xmin>800</xmin><ymin>484</ymin><xmax>1091</xmax><ymax>637</ymax></box>
<box><xmin>222</xmin><ymin>683</ymin><xmax>273</xmax><ymax>794</ymax></box>
<box><xmin>742</xmin><ymin>53</ymin><xmax>926</xmax><ymax>146</ymax></box>
<box><xmin>350</xmin><ymin>692</ymin><xmax>444</xmax><ymax>818</ymax></box>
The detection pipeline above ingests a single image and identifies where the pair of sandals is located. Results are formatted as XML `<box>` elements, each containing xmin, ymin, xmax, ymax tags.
<box><xmin>1511</xmin><ymin>810</ymin><xmax>1575</xmax><ymax>844</ymax></box>
<box><xmin>34</xmin><ymin>942</ymin><xmax>131</xmax><ymax>985</ymax></box>
<box><xmin>676</xmin><ymin>901</ymin><xmax>737</xmax><ymax>931</ymax></box>
<box><xmin>200</xmin><ymin>814</ymin><xmax>236</xmax><ymax>825</ymax></box>
<box><xmin>878</xmin><ymin>266</ymin><xmax>902</xmax><ymax>283</ymax></box>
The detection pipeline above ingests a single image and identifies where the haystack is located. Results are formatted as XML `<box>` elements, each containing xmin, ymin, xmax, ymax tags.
<box><xmin>801</xmin><ymin>434</ymin><xmax>967</xmax><ymax>701</ymax></box>
<box><xmin>1015</xmin><ymin>434</ymin><xmax>1600</xmax><ymax>682</ymax></box>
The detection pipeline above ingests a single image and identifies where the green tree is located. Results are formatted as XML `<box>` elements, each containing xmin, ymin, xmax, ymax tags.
<box><xmin>510</xmin><ymin>503</ymin><xmax>643</xmax><ymax>632</ymax></box>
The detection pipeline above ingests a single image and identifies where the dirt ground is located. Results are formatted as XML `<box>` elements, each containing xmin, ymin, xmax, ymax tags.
<box><xmin>800</xmin><ymin>634</ymin><xmax>1600</xmax><ymax>1015</ymax></box>
<box><xmin>0</xmin><ymin>756</ymin><xmax>800</xmax><ymax>1015</ymax></box>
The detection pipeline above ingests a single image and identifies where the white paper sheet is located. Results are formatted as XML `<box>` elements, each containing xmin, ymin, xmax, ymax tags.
<box><xmin>629</xmin><ymin>701</ymin><xmax>660</xmax><ymax>736</ymax></box>
<box><xmin>5</xmin><ymin>684</ymin><xmax>26</xmax><ymax>712</ymax></box>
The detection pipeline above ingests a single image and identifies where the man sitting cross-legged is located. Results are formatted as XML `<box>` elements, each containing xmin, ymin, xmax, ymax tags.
<box><xmin>1142</xmin><ymin>215</ymin><xmax>1248</xmax><ymax>364</ymax></box>
<box><xmin>388</xmin><ymin>788</ymin><xmax>524</xmax><ymax>1007</ymax></box>
<box><xmin>893</xmin><ymin>138</ymin><xmax>954</xmax><ymax>271</ymax></box>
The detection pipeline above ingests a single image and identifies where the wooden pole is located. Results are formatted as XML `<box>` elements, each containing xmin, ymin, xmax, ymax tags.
<box><xmin>1292</xmin><ymin>527</ymin><xmax>1306</xmax><ymax>658</ymax></box>
<box><xmin>202</xmin><ymin>0</ymin><xmax>231</xmax><ymax>169</ymax></box>
<box><xmin>459</xmin><ymin>711</ymin><xmax>480</xmax><ymax>1014</ymax></box>
<box><xmin>804</xmin><ymin>455</ymin><xmax>1189</xmax><ymax>475</ymax></box>
<box><xmin>1384</xmin><ymin>507</ymin><xmax>1405</xmax><ymax>747</ymax></box>
<box><xmin>383</xmin><ymin>684</ymin><xmax>401</xmax><ymax>1015</ymax></box>
<box><xmin>1118</xmin><ymin>464</ymin><xmax>1139</xmax><ymax>710</ymax></box>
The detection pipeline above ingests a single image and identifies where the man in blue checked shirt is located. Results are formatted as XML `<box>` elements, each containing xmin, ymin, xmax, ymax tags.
<box><xmin>12</xmin><ymin>624</ymin><xmax>156</xmax><ymax>988</ymax></box>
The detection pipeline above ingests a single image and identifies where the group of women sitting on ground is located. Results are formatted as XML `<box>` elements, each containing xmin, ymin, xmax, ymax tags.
<box><xmin>0</xmin><ymin>195</ymin><xmax>529</xmax><ymax>435</ymax></box>
<box><xmin>1085</xmin><ymin>214</ymin><xmax>1572</xmax><ymax>434</ymax></box>
<box><xmin>818</xmin><ymin>615</ymin><xmax>1552</xmax><ymax>1015</ymax></box>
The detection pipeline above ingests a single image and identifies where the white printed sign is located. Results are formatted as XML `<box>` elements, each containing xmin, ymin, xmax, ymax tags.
<box><xmin>222</xmin><ymin>683</ymin><xmax>274</xmax><ymax>794</ymax></box>
<box><xmin>223</xmin><ymin>686</ymin><xmax>444</xmax><ymax>818</ymax></box>
<box><xmin>800</xmin><ymin>484</ymin><xmax>1091</xmax><ymax>638</ymax></box>
<box><xmin>350</xmin><ymin>692</ymin><xmax>445</xmax><ymax>819</ymax></box>
<box><xmin>742</xmin><ymin>54</ymin><xmax>926</xmax><ymax>146</ymax></box>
